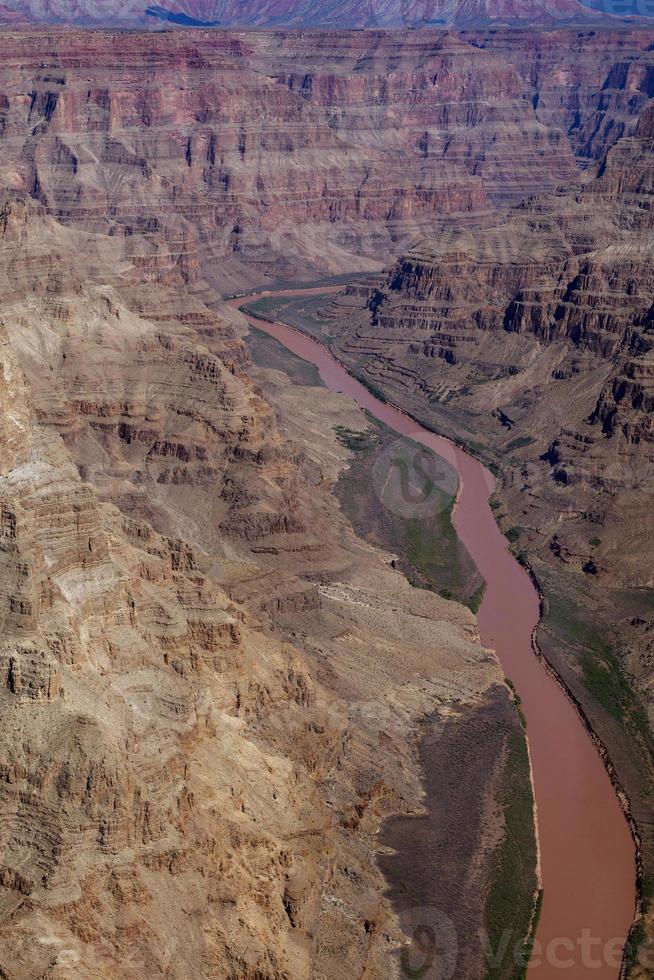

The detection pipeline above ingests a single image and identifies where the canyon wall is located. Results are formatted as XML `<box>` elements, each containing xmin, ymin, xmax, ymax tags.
<box><xmin>0</xmin><ymin>26</ymin><xmax>648</xmax><ymax>294</ymax></box>
<box><xmin>0</xmin><ymin>182</ymin><xmax>522</xmax><ymax>978</ymax></box>
<box><xmin>324</xmin><ymin>40</ymin><xmax>654</xmax><ymax>974</ymax></box>
<box><xmin>0</xmin><ymin>23</ymin><xmax>653</xmax><ymax>977</ymax></box>
<box><xmin>0</xmin><ymin>26</ymin><xmax>557</xmax><ymax>980</ymax></box>
<box><xmin>0</xmin><ymin>27</ymin><xmax>598</xmax><ymax>291</ymax></box>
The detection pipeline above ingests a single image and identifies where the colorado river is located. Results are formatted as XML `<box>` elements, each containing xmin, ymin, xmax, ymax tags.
<box><xmin>229</xmin><ymin>286</ymin><xmax>636</xmax><ymax>978</ymax></box>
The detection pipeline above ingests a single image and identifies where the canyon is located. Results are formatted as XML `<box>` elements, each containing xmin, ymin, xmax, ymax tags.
<box><xmin>0</xmin><ymin>21</ymin><xmax>651</xmax><ymax>980</ymax></box>
<box><xmin>0</xmin><ymin>0</ymin><xmax>616</xmax><ymax>29</ymax></box>
<box><xmin>234</xmin><ymin>284</ymin><xmax>635</xmax><ymax>979</ymax></box>
<box><xmin>0</xmin><ymin>162</ymin><xmax>515</xmax><ymax>980</ymax></box>
<box><xmin>314</xmin><ymin>25</ymin><xmax>654</xmax><ymax>976</ymax></box>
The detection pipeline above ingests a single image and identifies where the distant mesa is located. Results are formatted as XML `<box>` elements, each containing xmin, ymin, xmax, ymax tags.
<box><xmin>0</xmin><ymin>0</ymin><xmax>650</xmax><ymax>28</ymax></box>
<box><xmin>0</xmin><ymin>1</ymin><xmax>33</xmax><ymax>23</ymax></box>
<box><xmin>145</xmin><ymin>4</ymin><xmax>221</xmax><ymax>25</ymax></box>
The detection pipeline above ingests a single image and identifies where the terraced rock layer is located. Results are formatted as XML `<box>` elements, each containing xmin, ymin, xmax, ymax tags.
<box><xmin>0</xmin><ymin>26</ymin><xmax>601</xmax><ymax>290</ymax></box>
<box><xmin>0</xmin><ymin>23</ymin><xmax>653</xmax><ymax>979</ymax></box>
<box><xmin>324</xmin><ymin>50</ymin><xmax>654</xmax><ymax>976</ymax></box>
<box><xmin>0</xmin><ymin>25</ymin><xmax>650</xmax><ymax>295</ymax></box>
<box><xmin>0</xmin><ymin>176</ymin><xmax>525</xmax><ymax>978</ymax></box>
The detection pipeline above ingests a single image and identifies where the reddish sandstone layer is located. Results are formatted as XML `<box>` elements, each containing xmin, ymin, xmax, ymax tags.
<box><xmin>0</xmin><ymin>24</ymin><xmax>652</xmax><ymax>979</ymax></box>
<box><xmin>0</xmin><ymin>26</ymin><xmax>650</xmax><ymax>293</ymax></box>
<box><xmin>0</xmin><ymin>27</ymin><xmax>604</xmax><ymax>288</ymax></box>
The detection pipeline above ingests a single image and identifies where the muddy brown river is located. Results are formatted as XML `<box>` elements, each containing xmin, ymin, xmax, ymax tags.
<box><xmin>229</xmin><ymin>286</ymin><xmax>636</xmax><ymax>979</ymax></box>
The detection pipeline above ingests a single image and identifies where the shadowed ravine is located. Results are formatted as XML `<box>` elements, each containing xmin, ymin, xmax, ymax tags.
<box><xmin>229</xmin><ymin>286</ymin><xmax>636</xmax><ymax>979</ymax></box>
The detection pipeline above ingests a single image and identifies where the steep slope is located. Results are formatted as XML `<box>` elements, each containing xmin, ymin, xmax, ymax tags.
<box><xmin>2</xmin><ymin>0</ymin><xmax>601</xmax><ymax>28</ymax></box>
<box><xmin>0</xmin><ymin>27</ymin><xmax>598</xmax><ymax>299</ymax></box>
<box><xmin>465</xmin><ymin>26</ymin><xmax>654</xmax><ymax>163</ymax></box>
<box><xmin>0</xmin><ymin>28</ymin><xmax>598</xmax><ymax>291</ymax></box>
<box><xmin>0</xmin><ymin>175</ymin><xmax>529</xmax><ymax>977</ymax></box>
<box><xmin>1</xmin><ymin>23</ymin><xmax>652</xmax><ymax>978</ymax></box>
<box><xmin>0</xmin><ymin>2</ymin><xmax>32</xmax><ymax>21</ymax></box>
<box><xmin>0</xmin><ymin>24</ymin><xmax>646</xmax><ymax>294</ymax></box>
<box><xmin>2</xmin><ymin>25</ymin><xmax>652</xmax><ymax>299</ymax></box>
<box><xmin>325</xmin><ymin>84</ymin><xmax>654</xmax><ymax>975</ymax></box>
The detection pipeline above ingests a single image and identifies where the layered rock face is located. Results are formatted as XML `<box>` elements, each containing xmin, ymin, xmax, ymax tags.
<box><xmin>0</xmin><ymin>27</ymin><xmax>599</xmax><ymax>288</ymax></box>
<box><xmin>325</xmin><ymin>61</ymin><xmax>654</xmax><ymax>972</ymax></box>
<box><xmin>0</xmin><ymin>184</ymin><xmax>514</xmax><ymax>978</ymax></box>
<box><xmin>465</xmin><ymin>26</ymin><xmax>654</xmax><ymax>162</ymax></box>
<box><xmin>1</xmin><ymin>23</ymin><xmax>654</xmax><ymax>979</ymax></box>
<box><xmin>0</xmin><ymin>21</ymin><xmax>553</xmax><ymax>964</ymax></box>
<box><xmin>328</xmin><ymin>78</ymin><xmax>654</xmax><ymax>533</ymax></box>
<box><xmin>1</xmin><ymin>25</ymin><xmax>650</xmax><ymax>292</ymax></box>
<box><xmin>252</xmin><ymin>30</ymin><xmax>580</xmax><ymax>208</ymax></box>
<box><xmin>0</xmin><ymin>0</ymin><xmax>602</xmax><ymax>28</ymax></box>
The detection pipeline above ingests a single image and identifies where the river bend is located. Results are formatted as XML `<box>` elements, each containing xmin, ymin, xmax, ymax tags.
<box><xmin>229</xmin><ymin>286</ymin><xmax>636</xmax><ymax>979</ymax></box>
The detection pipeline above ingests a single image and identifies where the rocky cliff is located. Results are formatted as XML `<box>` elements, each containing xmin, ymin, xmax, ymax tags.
<box><xmin>0</xmin><ymin>25</ymin><xmax>648</xmax><ymax>294</ymax></box>
<box><xmin>1</xmin><ymin>23</ymin><xmax>653</xmax><ymax>978</ymax></box>
<box><xmin>324</xmin><ymin>57</ymin><xmax>654</xmax><ymax>975</ymax></box>
<box><xmin>0</xmin><ymin>0</ymin><xmax>606</xmax><ymax>29</ymax></box>
<box><xmin>0</xmin><ymin>181</ymin><xmax>521</xmax><ymax>978</ymax></box>
<box><xmin>0</xmin><ymin>18</ymin><xmax>558</xmax><ymax>964</ymax></box>
<box><xmin>0</xmin><ymin>27</ymin><xmax>602</xmax><ymax>290</ymax></box>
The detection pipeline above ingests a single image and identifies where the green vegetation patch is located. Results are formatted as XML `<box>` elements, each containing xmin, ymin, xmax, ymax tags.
<box><xmin>506</xmin><ymin>436</ymin><xmax>536</xmax><ymax>452</ymax></box>
<box><xmin>518</xmin><ymin>890</ymin><xmax>543</xmax><ymax>979</ymax></box>
<box><xmin>505</xmin><ymin>678</ymin><xmax>527</xmax><ymax>730</ymax></box>
<box><xmin>581</xmin><ymin>641</ymin><xmax>653</xmax><ymax>748</ymax></box>
<box><xmin>406</xmin><ymin>498</ymin><xmax>460</xmax><ymax>590</ymax></box>
<box><xmin>354</xmin><ymin>370</ymin><xmax>389</xmax><ymax>404</ymax></box>
<box><xmin>467</xmin><ymin>582</ymin><xmax>487</xmax><ymax>615</ymax></box>
<box><xmin>484</xmin><ymin>730</ymin><xmax>538</xmax><ymax>980</ymax></box>
<box><xmin>245</xmin><ymin>325</ymin><xmax>324</xmax><ymax>388</ymax></box>
<box><xmin>242</xmin><ymin>293</ymin><xmax>337</xmax><ymax>343</ymax></box>
<box><xmin>624</xmin><ymin>919</ymin><xmax>646</xmax><ymax>977</ymax></box>
<box><xmin>333</xmin><ymin>425</ymin><xmax>374</xmax><ymax>451</ymax></box>
<box><xmin>642</xmin><ymin>874</ymin><xmax>654</xmax><ymax>907</ymax></box>
<box><xmin>544</xmin><ymin>589</ymin><xmax>654</xmax><ymax>757</ymax></box>
<box><xmin>335</xmin><ymin>419</ymin><xmax>483</xmax><ymax>608</ymax></box>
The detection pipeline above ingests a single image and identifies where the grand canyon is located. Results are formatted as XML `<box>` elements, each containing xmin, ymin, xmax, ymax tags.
<box><xmin>0</xmin><ymin>9</ymin><xmax>652</xmax><ymax>980</ymax></box>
